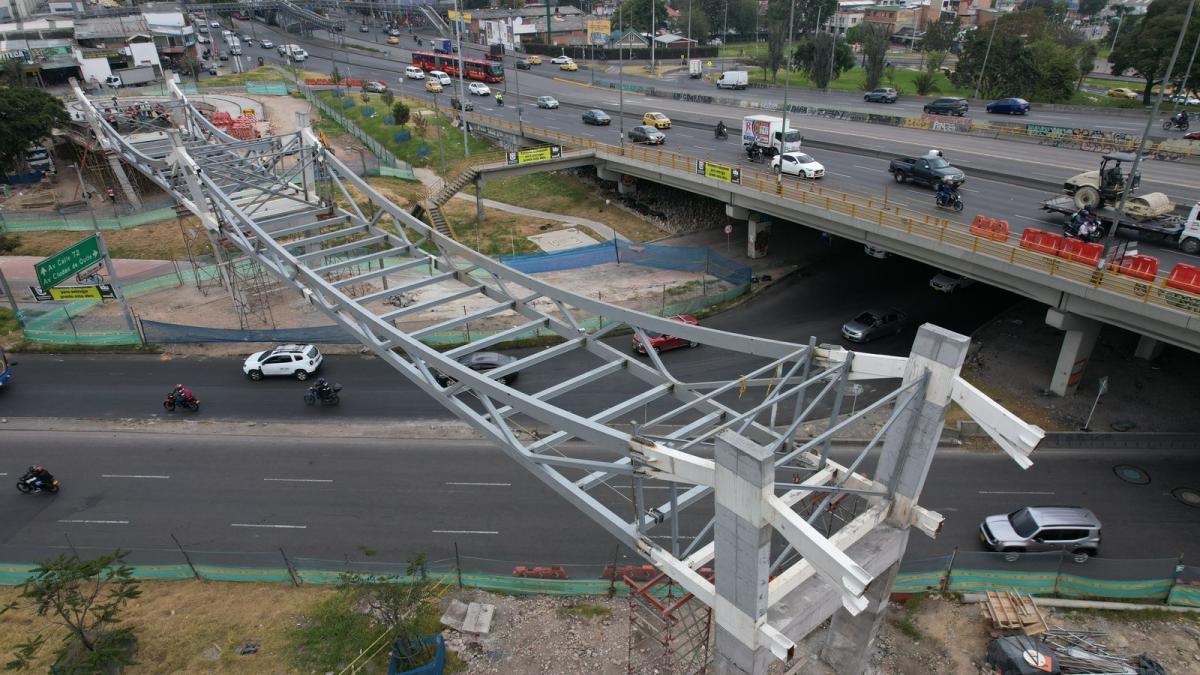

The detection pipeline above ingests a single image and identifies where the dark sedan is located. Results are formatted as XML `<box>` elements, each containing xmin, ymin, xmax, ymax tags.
<box><xmin>450</xmin><ymin>97</ymin><xmax>474</xmax><ymax>112</ymax></box>
<box><xmin>582</xmin><ymin>109</ymin><xmax>611</xmax><ymax>125</ymax></box>
<box><xmin>923</xmin><ymin>97</ymin><xmax>968</xmax><ymax>116</ymax></box>
<box><xmin>627</xmin><ymin>125</ymin><xmax>665</xmax><ymax>145</ymax></box>
<box><xmin>433</xmin><ymin>351</ymin><xmax>518</xmax><ymax>386</ymax></box>
<box><xmin>986</xmin><ymin>97</ymin><xmax>1030</xmax><ymax>115</ymax></box>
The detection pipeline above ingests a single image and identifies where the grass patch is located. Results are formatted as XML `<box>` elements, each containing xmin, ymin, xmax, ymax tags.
<box><xmin>442</xmin><ymin>196</ymin><xmax>554</xmax><ymax>258</ymax></box>
<box><xmin>4</xmin><ymin>217</ymin><xmax>209</xmax><ymax>261</ymax></box>
<box><xmin>349</xmin><ymin>43</ymin><xmax>385</xmax><ymax>54</ymax></box>
<box><xmin>0</xmin><ymin>307</ymin><xmax>18</xmax><ymax>336</ymax></box>
<box><xmin>1057</xmin><ymin>606</ymin><xmax>1200</xmax><ymax>624</ymax></box>
<box><xmin>559</xmin><ymin>603</ymin><xmax>612</xmax><ymax>619</ymax></box>
<box><xmin>480</xmin><ymin>172</ymin><xmax>663</xmax><ymax>242</ymax></box>
<box><xmin>896</xmin><ymin>615</ymin><xmax>922</xmax><ymax>640</ymax></box>
<box><xmin>747</xmin><ymin>65</ymin><xmax>971</xmax><ymax>97</ymax></box>
<box><xmin>197</xmin><ymin>66</ymin><xmax>292</xmax><ymax>88</ymax></box>
<box><xmin>286</xmin><ymin>591</ymin><xmax>394</xmax><ymax>673</ymax></box>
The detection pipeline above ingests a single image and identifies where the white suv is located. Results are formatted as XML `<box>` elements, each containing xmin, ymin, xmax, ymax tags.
<box><xmin>243</xmin><ymin>344</ymin><xmax>324</xmax><ymax>380</ymax></box>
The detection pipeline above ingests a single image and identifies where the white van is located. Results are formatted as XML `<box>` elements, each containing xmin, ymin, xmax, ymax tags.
<box><xmin>429</xmin><ymin>70</ymin><xmax>452</xmax><ymax>85</ymax></box>
<box><xmin>716</xmin><ymin>70</ymin><xmax>748</xmax><ymax>90</ymax></box>
<box><xmin>404</xmin><ymin>66</ymin><xmax>426</xmax><ymax>80</ymax></box>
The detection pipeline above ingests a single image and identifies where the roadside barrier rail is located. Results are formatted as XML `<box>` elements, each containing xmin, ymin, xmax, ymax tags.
<box><xmin>463</xmin><ymin>112</ymin><xmax>1200</xmax><ymax>321</ymax></box>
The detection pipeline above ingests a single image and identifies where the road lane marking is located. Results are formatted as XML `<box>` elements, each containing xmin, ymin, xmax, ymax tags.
<box><xmin>264</xmin><ymin>478</ymin><xmax>334</xmax><ymax>483</ymax></box>
<box><xmin>828</xmin><ymin>171</ymin><xmax>852</xmax><ymax>178</ymax></box>
<box><xmin>59</xmin><ymin>519</ymin><xmax>129</xmax><ymax>525</ymax></box>
<box><xmin>851</xmin><ymin>165</ymin><xmax>886</xmax><ymax>173</ymax></box>
<box><xmin>102</xmin><ymin>474</ymin><xmax>170</xmax><ymax>479</ymax></box>
<box><xmin>432</xmin><ymin>529</ymin><xmax>499</xmax><ymax>535</ymax></box>
<box><xmin>1012</xmin><ymin>214</ymin><xmax>1043</xmax><ymax>223</ymax></box>
<box><xmin>231</xmin><ymin>523</ymin><xmax>307</xmax><ymax>529</ymax></box>
<box><xmin>978</xmin><ymin>490</ymin><xmax>1055</xmax><ymax>495</ymax></box>
<box><xmin>445</xmin><ymin>482</ymin><xmax>511</xmax><ymax>486</ymax></box>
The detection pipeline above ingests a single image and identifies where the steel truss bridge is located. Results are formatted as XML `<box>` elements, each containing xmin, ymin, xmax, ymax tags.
<box><xmin>70</xmin><ymin>77</ymin><xmax>1043</xmax><ymax>673</ymax></box>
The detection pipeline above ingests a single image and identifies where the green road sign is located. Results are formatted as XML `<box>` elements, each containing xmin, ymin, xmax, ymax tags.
<box><xmin>35</xmin><ymin>235</ymin><xmax>101</xmax><ymax>290</ymax></box>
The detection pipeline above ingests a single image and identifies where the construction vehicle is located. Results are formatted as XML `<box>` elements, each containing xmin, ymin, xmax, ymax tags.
<box><xmin>1041</xmin><ymin>196</ymin><xmax>1200</xmax><ymax>253</ymax></box>
<box><xmin>1063</xmin><ymin>152</ymin><xmax>1147</xmax><ymax>211</ymax></box>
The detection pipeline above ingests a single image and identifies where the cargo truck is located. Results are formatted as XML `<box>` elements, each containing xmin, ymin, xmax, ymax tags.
<box><xmin>741</xmin><ymin>114</ymin><xmax>802</xmax><ymax>157</ymax></box>
<box><xmin>112</xmin><ymin>65</ymin><xmax>156</xmax><ymax>87</ymax></box>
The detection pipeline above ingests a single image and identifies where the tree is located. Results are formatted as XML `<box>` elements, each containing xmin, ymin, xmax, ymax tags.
<box><xmin>795</xmin><ymin>0</ymin><xmax>836</xmax><ymax>34</ymax></box>
<box><xmin>619</xmin><ymin>0</ymin><xmax>669</xmax><ymax>34</ymax></box>
<box><xmin>792</xmin><ymin>33</ymin><xmax>855</xmax><ymax>89</ymax></box>
<box><xmin>952</xmin><ymin>32</ymin><xmax>1038</xmax><ymax>98</ymax></box>
<box><xmin>860</xmin><ymin>23</ymin><xmax>890</xmax><ymax>90</ymax></box>
<box><xmin>698</xmin><ymin>0</ymin><xmax>758</xmax><ymax>41</ymax></box>
<box><xmin>338</xmin><ymin>554</ymin><xmax>439</xmax><ymax>670</ymax></box>
<box><xmin>677</xmin><ymin>3</ymin><xmax>711</xmax><ymax>44</ymax></box>
<box><xmin>1076</xmin><ymin>41</ymin><xmax>1099</xmax><ymax>91</ymax></box>
<box><xmin>764</xmin><ymin>0</ymin><xmax>791</xmax><ymax>81</ymax></box>
<box><xmin>381</xmin><ymin>89</ymin><xmax>395</xmax><ymax>108</ymax></box>
<box><xmin>392</xmin><ymin>102</ymin><xmax>411</xmax><ymax>126</ymax></box>
<box><xmin>0</xmin><ymin>87</ymin><xmax>68</xmax><ymax>174</ymax></box>
<box><xmin>923</xmin><ymin>16</ymin><xmax>961</xmax><ymax>54</ymax></box>
<box><xmin>1109</xmin><ymin>0</ymin><xmax>1200</xmax><ymax>104</ymax></box>
<box><xmin>1030</xmin><ymin>38</ymin><xmax>1081</xmax><ymax>102</ymax></box>
<box><xmin>1077</xmin><ymin>0</ymin><xmax>1107</xmax><ymax>18</ymax></box>
<box><xmin>0</xmin><ymin>551</ymin><xmax>142</xmax><ymax>672</ymax></box>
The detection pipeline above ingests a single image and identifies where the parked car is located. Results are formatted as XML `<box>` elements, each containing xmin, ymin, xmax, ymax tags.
<box><xmin>425</xmin><ymin>80</ymin><xmax>443</xmax><ymax>93</ymax></box>
<box><xmin>243</xmin><ymin>344</ymin><xmax>324</xmax><ymax>380</ymax></box>
<box><xmin>516</xmin><ymin>59</ymin><xmax>532</xmax><ymax>70</ymax></box>
<box><xmin>632</xmin><ymin>315</ymin><xmax>700</xmax><ymax>354</ymax></box>
<box><xmin>1168</xmin><ymin>93</ymin><xmax>1200</xmax><ymax>105</ymax></box>
<box><xmin>526</xmin><ymin>55</ymin><xmax>542</xmax><ymax>65</ymax></box>
<box><xmin>560</xmin><ymin>61</ymin><xmax>578</xmax><ymax>71</ymax></box>
<box><xmin>550</xmin><ymin>54</ymin><xmax>573</xmax><ymax>64</ymax></box>
<box><xmin>450</xmin><ymin>97</ymin><xmax>473</xmax><ymax>111</ymax></box>
<box><xmin>642</xmin><ymin>111</ymin><xmax>671</xmax><ymax>129</ymax></box>
<box><xmin>627</xmin><ymin>125</ymin><xmax>666</xmax><ymax>145</ymax></box>
<box><xmin>979</xmin><ymin>506</ymin><xmax>1101</xmax><ymax>555</ymax></box>
<box><xmin>1107</xmin><ymin>87</ymin><xmax>1139</xmax><ymax>99</ymax></box>
<box><xmin>467</xmin><ymin>81</ymin><xmax>491</xmax><ymax>96</ymax></box>
<box><xmin>404</xmin><ymin>66</ymin><xmax>425</xmax><ymax>80</ymax></box>
<box><xmin>536</xmin><ymin>95</ymin><xmax>559</xmax><ymax>109</ymax></box>
<box><xmin>433</xmin><ymin>351</ymin><xmax>518</xmax><ymax>386</ymax></box>
<box><xmin>929</xmin><ymin>272</ymin><xmax>976</xmax><ymax>293</ymax></box>
<box><xmin>364</xmin><ymin>80</ymin><xmax>388</xmax><ymax>93</ymax></box>
<box><xmin>841</xmin><ymin>307</ymin><xmax>906</xmax><ymax>343</ymax></box>
<box><xmin>923</xmin><ymin>97</ymin><xmax>969</xmax><ymax>116</ymax></box>
<box><xmin>771</xmin><ymin>152</ymin><xmax>825</xmax><ymax>179</ymax></box>
<box><xmin>986</xmin><ymin>97</ymin><xmax>1030</xmax><ymax>115</ymax></box>
<box><xmin>863</xmin><ymin>87</ymin><xmax>898</xmax><ymax>103</ymax></box>
<box><xmin>582</xmin><ymin>109</ymin><xmax>611</xmax><ymax>125</ymax></box>
<box><xmin>260</xmin><ymin>40</ymin><xmax>274</xmax><ymax>49</ymax></box>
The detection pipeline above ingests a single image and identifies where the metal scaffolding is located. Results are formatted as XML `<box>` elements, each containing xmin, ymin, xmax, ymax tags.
<box><xmin>627</xmin><ymin>573</ymin><xmax>713</xmax><ymax>675</ymax></box>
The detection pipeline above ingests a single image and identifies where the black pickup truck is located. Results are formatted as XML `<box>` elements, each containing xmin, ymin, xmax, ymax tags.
<box><xmin>888</xmin><ymin>156</ymin><xmax>966</xmax><ymax>188</ymax></box>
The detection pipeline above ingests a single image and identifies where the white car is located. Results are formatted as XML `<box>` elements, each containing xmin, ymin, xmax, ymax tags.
<box><xmin>429</xmin><ymin>70</ymin><xmax>452</xmax><ymax>85</ymax></box>
<box><xmin>536</xmin><ymin>96</ymin><xmax>559</xmax><ymax>109</ymax></box>
<box><xmin>210</xmin><ymin>20</ymin><xmax>220</xmax><ymax>28</ymax></box>
<box><xmin>243</xmin><ymin>344</ymin><xmax>324</xmax><ymax>380</ymax></box>
<box><xmin>771</xmin><ymin>152</ymin><xmax>825</xmax><ymax>179</ymax></box>
<box><xmin>260</xmin><ymin>40</ymin><xmax>275</xmax><ymax>49</ymax></box>
<box><xmin>550</xmin><ymin>55</ymin><xmax>573</xmax><ymax>64</ymax></box>
<box><xmin>468</xmin><ymin>82</ymin><xmax>491</xmax><ymax>96</ymax></box>
<box><xmin>1168</xmin><ymin>93</ymin><xmax>1200</xmax><ymax>105</ymax></box>
<box><xmin>404</xmin><ymin>66</ymin><xmax>425</xmax><ymax>80</ymax></box>
<box><xmin>929</xmin><ymin>272</ymin><xmax>976</xmax><ymax>293</ymax></box>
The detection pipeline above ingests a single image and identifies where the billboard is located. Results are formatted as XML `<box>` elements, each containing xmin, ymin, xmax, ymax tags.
<box><xmin>587</xmin><ymin>19</ymin><xmax>611</xmax><ymax>45</ymax></box>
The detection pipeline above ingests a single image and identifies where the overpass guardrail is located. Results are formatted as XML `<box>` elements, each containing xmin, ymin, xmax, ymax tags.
<box><xmin>463</xmin><ymin>112</ymin><xmax>1200</xmax><ymax>324</ymax></box>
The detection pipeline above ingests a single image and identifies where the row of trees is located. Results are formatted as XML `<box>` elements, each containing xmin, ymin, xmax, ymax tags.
<box><xmin>1108</xmin><ymin>0</ymin><xmax>1200</xmax><ymax>104</ymax></box>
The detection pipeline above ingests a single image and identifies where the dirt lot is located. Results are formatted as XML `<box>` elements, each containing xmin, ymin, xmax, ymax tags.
<box><xmin>2</xmin><ymin>581</ymin><xmax>1195</xmax><ymax>674</ymax></box>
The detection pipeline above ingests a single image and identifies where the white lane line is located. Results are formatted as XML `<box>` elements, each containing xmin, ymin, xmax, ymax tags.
<box><xmin>59</xmin><ymin>519</ymin><xmax>129</xmax><ymax>525</ymax></box>
<box><xmin>445</xmin><ymin>482</ymin><xmax>512</xmax><ymax>487</ymax></box>
<box><xmin>851</xmin><ymin>165</ymin><xmax>886</xmax><ymax>173</ymax></box>
<box><xmin>102</xmin><ymin>474</ymin><xmax>170</xmax><ymax>479</ymax></box>
<box><xmin>1012</xmin><ymin>214</ymin><xmax>1043</xmax><ymax>223</ymax></box>
<box><xmin>0</xmin><ymin>473</ymin><xmax>6</xmax><ymax>476</ymax></box>
<box><xmin>231</xmin><ymin>523</ymin><xmax>307</xmax><ymax>529</ymax></box>
<box><xmin>264</xmin><ymin>478</ymin><xmax>334</xmax><ymax>483</ymax></box>
<box><xmin>978</xmin><ymin>490</ymin><xmax>1055</xmax><ymax>495</ymax></box>
<box><xmin>432</xmin><ymin>529</ymin><xmax>499</xmax><ymax>535</ymax></box>
<box><xmin>827</xmin><ymin>171</ymin><xmax>852</xmax><ymax>178</ymax></box>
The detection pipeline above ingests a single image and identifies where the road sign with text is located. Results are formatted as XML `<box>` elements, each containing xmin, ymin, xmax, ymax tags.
<box><xmin>34</xmin><ymin>235</ymin><xmax>101</xmax><ymax>290</ymax></box>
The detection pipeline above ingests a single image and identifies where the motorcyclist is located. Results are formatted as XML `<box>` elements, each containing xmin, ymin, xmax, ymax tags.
<box><xmin>745</xmin><ymin>142</ymin><xmax>761</xmax><ymax>161</ymax></box>
<box><xmin>25</xmin><ymin>465</ymin><xmax>54</xmax><ymax>490</ymax></box>
<box><xmin>1070</xmin><ymin>208</ymin><xmax>1100</xmax><ymax>239</ymax></box>
<box><xmin>935</xmin><ymin>176</ymin><xmax>958</xmax><ymax>206</ymax></box>
<box><xmin>1173</xmin><ymin>110</ymin><xmax>1188</xmax><ymax>128</ymax></box>
<box><xmin>171</xmin><ymin>383</ymin><xmax>195</xmax><ymax>404</ymax></box>
<box><xmin>495</xmin><ymin>92</ymin><xmax>504</xmax><ymax>106</ymax></box>
<box><xmin>715</xmin><ymin>120</ymin><xmax>727</xmax><ymax>139</ymax></box>
<box><xmin>314</xmin><ymin>377</ymin><xmax>334</xmax><ymax>399</ymax></box>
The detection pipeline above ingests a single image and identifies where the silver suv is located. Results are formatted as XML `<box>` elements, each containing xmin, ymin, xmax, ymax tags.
<box><xmin>980</xmin><ymin>506</ymin><xmax>1101</xmax><ymax>555</ymax></box>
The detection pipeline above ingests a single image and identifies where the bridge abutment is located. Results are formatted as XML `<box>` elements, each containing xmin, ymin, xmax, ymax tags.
<box><xmin>1046</xmin><ymin>309</ymin><xmax>1101</xmax><ymax>397</ymax></box>
<box><xmin>1135</xmin><ymin>335</ymin><xmax>1164</xmax><ymax>361</ymax></box>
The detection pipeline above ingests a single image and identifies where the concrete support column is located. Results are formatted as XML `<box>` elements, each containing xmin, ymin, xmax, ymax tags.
<box><xmin>821</xmin><ymin>324</ymin><xmax>970</xmax><ymax>675</ymax></box>
<box><xmin>1134</xmin><ymin>335</ymin><xmax>1164</xmax><ymax>361</ymax></box>
<box><xmin>1046</xmin><ymin>309</ymin><xmax>1102</xmax><ymax>397</ymax></box>
<box><xmin>725</xmin><ymin>204</ymin><xmax>749</xmax><ymax>220</ymax></box>
<box><xmin>595</xmin><ymin>165</ymin><xmax>620</xmax><ymax>182</ymax></box>
<box><xmin>616</xmin><ymin>174</ymin><xmax>636</xmax><ymax>195</ymax></box>
<box><xmin>712</xmin><ymin>432</ymin><xmax>774</xmax><ymax>675</ymax></box>
<box><xmin>473</xmin><ymin>175</ymin><xmax>485</xmax><ymax>225</ymax></box>
<box><xmin>747</xmin><ymin>214</ymin><xmax>771</xmax><ymax>260</ymax></box>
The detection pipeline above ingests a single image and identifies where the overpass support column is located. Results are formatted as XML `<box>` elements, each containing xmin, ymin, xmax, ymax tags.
<box><xmin>1046</xmin><ymin>309</ymin><xmax>1101</xmax><ymax>397</ymax></box>
<box><xmin>712</xmin><ymin>432</ymin><xmax>774</xmax><ymax>675</ymax></box>
<box><xmin>617</xmin><ymin>174</ymin><xmax>636</xmax><ymax>195</ymax></box>
<box><xmin>821</xmin><ymin>325</ymin><xmax>969</xmax><ymax>675</ymax></box>
<box><xmin>747</xmin><ymin>214</ymin><xmax>771</xmax><ymax>260</ymax></box>
<box><xmin>1134</xmin><ymin>335</ymin><xmax>1164</xmax><ymax>361</ymax></box>
<box><xmin>473</xmin><ymin>175</ymin><xmax>485</xmax><ymax>225</ymax></box>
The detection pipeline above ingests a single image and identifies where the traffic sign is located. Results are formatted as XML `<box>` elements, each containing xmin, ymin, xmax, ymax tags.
<box><xmin>29</xmin><ymin>284</ymin><xmax>115</xmax><ymax>302</ymax></box>
<box><xmin>35</xmin><ymin>235</ymin><xmax>101</xmax><ymax>290</ymax></box>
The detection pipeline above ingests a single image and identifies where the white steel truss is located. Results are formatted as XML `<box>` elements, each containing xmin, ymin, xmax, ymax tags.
<box><xmin>71</xmin><ymin>77</ymin><xmax>1044</xmax><ymax>669</ymax></box>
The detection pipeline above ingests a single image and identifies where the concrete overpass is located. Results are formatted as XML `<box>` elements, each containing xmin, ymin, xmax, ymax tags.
<box><xmin>463</xmin><ymin>113</ymin><xmax>1200</xmax><ymax>396</ymax></box>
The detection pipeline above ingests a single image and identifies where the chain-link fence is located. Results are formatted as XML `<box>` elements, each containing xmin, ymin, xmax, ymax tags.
<box><xmin>0</xmin><ymin>196</ymin><xmax>177</xmax><ymax>234</ymax></box>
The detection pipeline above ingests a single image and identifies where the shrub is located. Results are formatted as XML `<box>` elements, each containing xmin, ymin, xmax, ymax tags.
<box><xmin>392</xmin><ymin>102</ymin><xmax>410</xmax><ymax>126</ymax></box>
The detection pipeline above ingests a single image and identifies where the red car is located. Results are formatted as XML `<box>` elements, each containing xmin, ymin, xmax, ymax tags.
<box><xmin>632</xmin><ymin>315</ymin><xmax>700</xmax><ymax>354</ymax></box>
<box><xmin>1185</xmin><ymin>130</ymin><xmax>1200</xmax><ymax>140</ymax></box>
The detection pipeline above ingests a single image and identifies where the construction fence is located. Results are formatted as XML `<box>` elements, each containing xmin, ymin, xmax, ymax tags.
<box><xmin>0</xmin><ymin>202</ymin><xmax>177</xmax><ymax>234</ymax></box>
<box><xmin>0</xmin><ymin>542</ymin><xmax>1196</xmax><ymax>607</ymax></box>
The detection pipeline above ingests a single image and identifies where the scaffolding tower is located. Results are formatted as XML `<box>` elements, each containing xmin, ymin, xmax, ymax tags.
<box><xmin>627</xmin><ymin>573</ymin><xmax>713</xmax><ymax>675</ymax></box>
<box><xmin>223</xmin><ymin>256</ymin><xmax>280</xmax><ymax>330</ymax></box>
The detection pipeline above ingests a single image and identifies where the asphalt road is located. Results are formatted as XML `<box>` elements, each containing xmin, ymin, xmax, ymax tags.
<box><xmin>3</xmin><ymin>428</ymin><xmax>1197</xmax><ymax>568</ymax></box>
<box><xmin>213</xmin><ymin>22</ymin><xmax>1200</xmax><ymax>272</ymax></box>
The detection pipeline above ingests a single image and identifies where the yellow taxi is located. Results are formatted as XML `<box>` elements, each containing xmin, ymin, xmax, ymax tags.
<box><xmin>559</xmin><ymin>61</ymin><xmax>578</xmax><ymax>71</ymax></box>
<box><xmin>1106</xmin><ymin>87</ymin><xmax>1138</xmax><ymax>99</ymax></box>
<box><xmin>642</xmin><ymin>111</ymin><xmax>672</xmax><ymax>129</ymax></box>
<box><xmin>387</xmin><ymin>35</ymin><xmax>399</xmax><ymax>45</ymax></box>
<box><xmin>425</xmin><ymin>79</ymin><xmax>443</xmax><ymax>93</ymax></box>
<box><xmin>526</xmin><ymin>55</ymin><xmax>542</xmax><ymax>65</ymax></box>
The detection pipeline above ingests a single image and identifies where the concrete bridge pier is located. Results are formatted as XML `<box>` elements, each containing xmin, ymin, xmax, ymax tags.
<box><xmin>724</xmin><ymin>205</ymin><xmax>771</xmax><ymax>259</ymax></box>
<box><xmin>1135</xmin><ymin>335</ymin><xmax>1164</xmax><ymax>361</ymax></box>
<box><xmin>1046</xmin><ymin>309</ymin><xmax>1102</xmax><ymax>396</ymax></box>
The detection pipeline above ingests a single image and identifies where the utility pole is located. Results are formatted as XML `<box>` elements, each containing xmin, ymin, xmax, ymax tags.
<box><xmin>650</xmin><ymin>0</ymin><xmax>656</xmax><ymax>75</ymax></box>
<box><xmin>1109</xmin><ymin>12</ymin><xmax>1124</xmax><ymax>54</ymax></box>
<box><xmin>545</xmin><ymin>0</ymin><xmax>553</xmax><ymax>46</ymax></box>
<box><xmin>618</xmin><ymin>0</ymin><xmax>625</xmax><ymax>149</ymax></box>
<box><xmin>779</xmin><ymin>0</ymin><xmax>797</xmax><ymax>177</ymax></box>
<box><xmin>973</xmin><ymin>10</ymin><xmax>999</xmax><ymax>100</ymax></box>
<box><xmin>434</xmin><ymin>93</ymin><xmax>448</xmax><ymax>180</ymax></box>
<box><xmin>453</xmin><ymin>0</ymin><xmax>469</xmax><ymax>157</ymax></box>
<box><xmin>72</xmin><ymin>163</ymin><xmax>139</xmax><ymax>343</ymax></box>
<box><xmin>686</xmin><ymin>0</ymin><xmax>692</xmax><ymax>64</ymax></box>
<box><xmin>511</xmin><ymin>11</ymin><xmax>524</xmax><ymax>136</ymax></box>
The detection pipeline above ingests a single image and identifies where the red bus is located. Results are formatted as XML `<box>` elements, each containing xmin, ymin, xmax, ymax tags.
<box><xmin>411</xmin><ymin>51</ymin><xmax>504</xmax><ymax>84</ymax></box>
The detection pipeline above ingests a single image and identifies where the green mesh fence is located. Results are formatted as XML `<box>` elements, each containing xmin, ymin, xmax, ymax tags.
<box><xmin>245</xmin><ymin>82</ymin><xmax>290</xmax><ymax>96</ymax></box>
<box><xmin>0</xmin><ymin>207</ymin><xmax>176</xmax><ymax>233</ymax></box>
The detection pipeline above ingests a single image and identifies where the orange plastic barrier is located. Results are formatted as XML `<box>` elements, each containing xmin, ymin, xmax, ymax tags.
<box><xmin>970</xmin><ymin>216</ymin><xmax>1010</xmax><ymax>242</ymax></box>
<box><xmin>210</xmin><ymin>111</ymin><xmax>233</xmax><ymax>128</ymax></box>
<box><xmin>303</xmin><ymin>78</ymin><xmax>365</xmax><ymax>87</ymax></box>
<box><xmin>1165</xmin><ymin>264</ymin><xmax>1200</xmax><ymax>294</ymax></box>
<box><xmin>1056</xmin><ymin>239</ymin><xmax>1104</xmax><ymax>266</ymax></box>
<box><xmin>1115</xmin><ymin>255</ymin><xmax>1160</xmax><ymax>282</ymax></box>
<box><xmin>1019</xmin><ymin>228</ymin><xmax>1064</xmax><ymax>256</ymax></box>
<box><xmin>512</xmin><ymin>565</ymin><xmax>568</xmax><ymax>579</ymax></box>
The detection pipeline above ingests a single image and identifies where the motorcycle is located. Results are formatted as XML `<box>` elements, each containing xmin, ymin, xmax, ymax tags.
<box><xmin>1064</xmin><ymin>212</ymin><xmax>1106</xmax><ymax>243</ymax></box>
<box><xmin>935</xmin><ymin>191</ymin><xmax>964</xmax><ymax>212</ymax></box>
<box><xmin>744</xmin><ymin>143</ymin><xmax>765</xmax><ymax>163</ymax></box>
<box><xmin>1162</xmin><ymin>116</ymin><xmax>1190</xmax><ymax>131</ymax></box>
<box><xmin>304</xmin><ymin>383</ymin><xmax>343</xmax><ymax>406</ymax></box>
<box><xmin>163</xmin><ymin>391</ymin><xmax>200</xmax><ymax>412</ymax></box>
<box><xmin>16</xmin><ymin>472</ymin><xmax>59</xmax><ymax>495</ymax></box>
<box><xmin>495</xmin><ymin>96</ymin><xmax>504</xmax><ymax>107</ymax></box>
<box><xmin>715</xmin><ymin>125</ymin><xmax>728</xmax><ymax>140</ymax></box>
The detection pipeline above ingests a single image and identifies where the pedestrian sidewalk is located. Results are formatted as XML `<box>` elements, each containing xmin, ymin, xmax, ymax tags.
<box><xmin>413</xmin><ymin>168</ymin><xmax>629</xmax><ymax>243</ymax></box>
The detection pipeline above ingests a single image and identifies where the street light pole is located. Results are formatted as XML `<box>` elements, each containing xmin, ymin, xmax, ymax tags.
<box><xmin>650</xmin><ymin>0</ymin><xmax>656</xmax><ymax>75</ymax></box>
<box><xmin>686</xmin><ymin>0</ymin><xmax>692</xmax><ymax>64</ymax></box>
<box><xmin>1110</xmin><ymin>13</ymin><xmax>1124</xmax><ymax>54</ymax></box>
<box><xmin>973</xmin><ymin>11</ymin><xmax>999</xmax><ymax>100</ymax></box>
<box><xmin>511</xmin><ymin>11</ymin><xmax>524</xmax><ymax>136</ymax></box>
<box><xmin>71</xmin><ymin>163</ymin><xmax>138</xmax><ymax>343</ymax></box>
<box><xmin>1105</xmin><ymin>0</ymin><xmax>1197</xmax><ymax>254</ymax></box>
<box><xmin>453</xmin><ymin>0</ymin><xmax>469</xmax><ymax>157</ymax></box>
<box><xmin>618</xmin><ymin>0</ymin><xmax>625</xmax><ymax>150</ymax></box>
<box><xmin>779</xmin><ymin>0</ymin><xmax>796</xmax><ymax>177</ymax></box>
